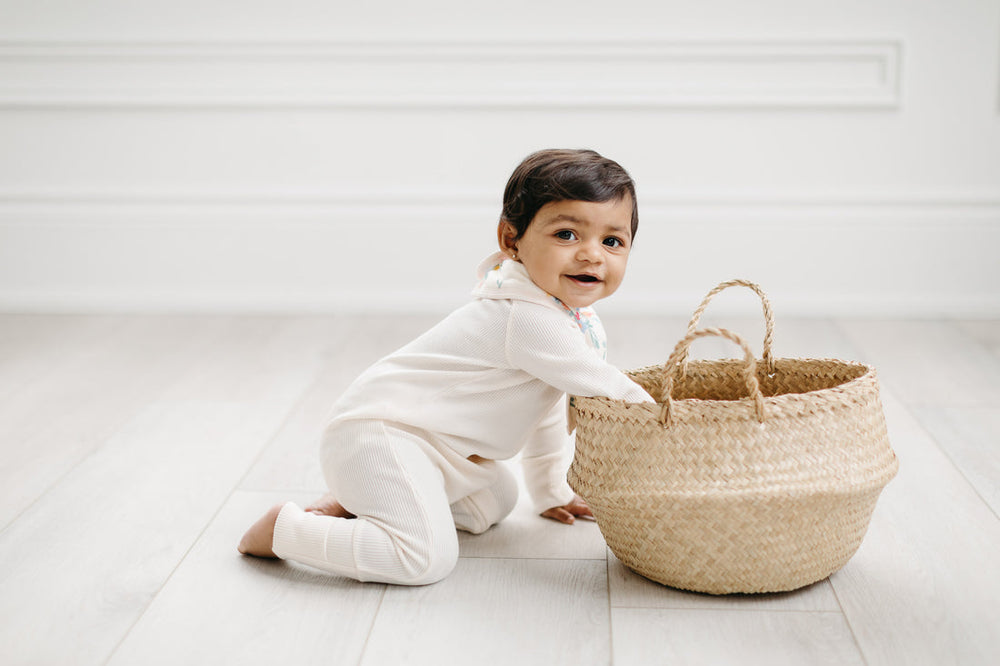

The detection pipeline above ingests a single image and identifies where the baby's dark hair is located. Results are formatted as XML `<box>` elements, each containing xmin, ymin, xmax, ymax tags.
<box><xmin>501</xmin><ymin>148</ymin><xmax>638</xmax><ymax>241</ymax></box>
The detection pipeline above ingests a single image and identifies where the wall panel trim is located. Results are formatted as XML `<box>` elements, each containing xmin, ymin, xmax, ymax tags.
<box><xmin>1</xmin><ymin>188</ymin><xmax>996</xmax><ymax>317</ymax></box>
<box><xmin>1</xmin><ymin>188</ymin><xmax>995</xmax><ymax>219</ymax></box>
<box><xmin>0</xmin><ymin>39</ymin><xmax>902</xmax><ymax>109</ymax></box>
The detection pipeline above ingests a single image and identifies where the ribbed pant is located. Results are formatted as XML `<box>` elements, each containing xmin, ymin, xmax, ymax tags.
<box><xmin>272</xmin><ymin>419</ymin><xmax>519</xmax><ymax>585</ymax></box>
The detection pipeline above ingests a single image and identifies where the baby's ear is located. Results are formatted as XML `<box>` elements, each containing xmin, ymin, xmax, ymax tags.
<box><xmin>497</xmin><ymin>220</ymin><xmax>519</xmax><ymax>254</ymax></box>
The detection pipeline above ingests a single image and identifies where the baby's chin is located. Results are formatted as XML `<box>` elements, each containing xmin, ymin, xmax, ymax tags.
<box><xmin>561</xmin><ymin>294</ymin><xmax>605</xmax><ymax>309</ymax></box>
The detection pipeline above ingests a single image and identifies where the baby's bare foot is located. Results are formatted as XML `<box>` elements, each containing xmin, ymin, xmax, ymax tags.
<box><xmin>238</xmin><ymin>504</ymin><xmax>283</xmax><ymax>558</ymax></box>
<box><xmin>305</xmin><ymin>494</ymin><xmax>355</xmax><ymax>518</ymax></box>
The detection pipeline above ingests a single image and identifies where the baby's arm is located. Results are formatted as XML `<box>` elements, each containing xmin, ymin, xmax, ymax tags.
<box><xmin>521</xmin><ymin>398</ymin><xmax>576</xmax><ymax>515</ymax></box>
<box><xmin>521</xmin><ymin>397</ymin><xmax>593</xmax><ymax>523</ymax></box>
<box><xmin>509</xmin><ymin>304</ymin><xmax>654</xmax><ymax>522</ymax></box>
<box><xmin>506</xmin><ymin>303</ymin><xmax>655</xmax><ymax>403</ymax></box>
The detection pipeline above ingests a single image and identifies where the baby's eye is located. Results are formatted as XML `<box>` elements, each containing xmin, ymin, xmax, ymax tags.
<box><xmin>555</xmin><ymin>230</ymin><xmax>577</xmax><ymax>241</ymax></box>
<box><xmin>604</xmin><ymin>237</ymin><xmax>625</xmax><ymax>248</ymax></box>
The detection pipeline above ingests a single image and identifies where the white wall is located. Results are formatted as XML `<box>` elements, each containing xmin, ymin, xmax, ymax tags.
<box><xmin>1</xmin><ymin>0</ymin><xmax>998</xmax><ymax>317</ymax></box>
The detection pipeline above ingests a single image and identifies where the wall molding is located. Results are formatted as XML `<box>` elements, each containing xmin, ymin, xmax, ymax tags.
<box><xmin>1</xmin><ymin>187</ymin><xmax>996</xmax><ymax>317</ymax></box>
<box><xmin>0</xmin><ymin>39</ymin><xmax>902</xmax><ymax>109</ymax></box>
<box><xmin>2</xmin><ymin>288</ymin><xmax>994</xmax><ymax>318</ymax></box>
<box><xmin>1</xmin><ymin>188</ymin><xmax>996</xmax><ymax>219</ymax></box>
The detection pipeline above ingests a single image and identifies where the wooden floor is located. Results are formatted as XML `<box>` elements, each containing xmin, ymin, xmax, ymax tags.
<box><xmin>1</xmin><ymin>313</ymin><xmax>999</xmax><ymax>665</ymax></box>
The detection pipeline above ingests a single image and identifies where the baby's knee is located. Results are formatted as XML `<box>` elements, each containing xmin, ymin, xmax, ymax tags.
<box><xmin>397</xmin><ymin>533</ymin><xmax>459</xmax><ymax>585</ymax></box>
<box><xmin>492</xmin><ymin>463</ymin><xmax>520</xmax><ymax>518</ymax></box>
<box><xmin>451</xmin><ymin>464</ymin><xmax>520</xmax><ymax>535</ymax></box>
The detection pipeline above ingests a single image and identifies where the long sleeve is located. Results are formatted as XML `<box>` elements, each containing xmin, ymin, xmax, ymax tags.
<box><xmin>328</xmin><ymin>258</ymin><xmax>656</xmax><ymax>468</ymax></box>
<box><xmin>520</xmin><ymin>397</ymin><xmax>577</xmax><ymax>513</ymax></box>
<box><xmin>505</xmin><ymin>301</ymin><xmax>655</xmax><ymax>403</ymax></box>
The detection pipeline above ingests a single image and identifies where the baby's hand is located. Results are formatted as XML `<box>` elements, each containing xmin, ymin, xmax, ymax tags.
<box><xmin>541</xmin><ymin>495</ymin><xmax>594</xmax><ymax>525</ymax></box>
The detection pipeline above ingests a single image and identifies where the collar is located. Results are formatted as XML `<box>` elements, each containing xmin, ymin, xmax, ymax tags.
<box><xmin>471</xmin><ymin>252</ymin><xmax>607</xmax><ymax>357</ymax></box>
<box><xmin>472</xmin><ymin>251</ymin><xmax>560</xmax><ymax>309</ymax></box>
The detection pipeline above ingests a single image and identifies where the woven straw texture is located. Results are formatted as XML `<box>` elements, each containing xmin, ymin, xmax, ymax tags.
<box><xmin>568</xmin><ymin>280</ymin><xmax>899</xmax><ymax>595</ymax></box>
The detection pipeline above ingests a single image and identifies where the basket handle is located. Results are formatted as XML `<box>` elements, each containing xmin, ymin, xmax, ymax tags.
<box><xmin>659</xmin><ymin>327</ymin><xmax>766</xmax><ymax>427</ymax></box>
<box><xmin>678</xmin><ymin>279</ymin><xmax>776</xmax><ymax>376</ymax></box>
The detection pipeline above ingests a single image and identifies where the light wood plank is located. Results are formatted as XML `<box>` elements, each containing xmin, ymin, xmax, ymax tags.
<box><xmin>608</xmin><ymin>551</ymin><xmax>841</xmax><ymax>612</ymax></box>
<box><xmin>1</xmin><ymin>313</ymin><xmax>997</xmax><ymax>666</ymax></box>
<box><xmin>612</xmin><ymin>608</ymin><xmax>866</xmax><ymax>666</ymax></box>
<box><xmin>151</xmin><ymin>315</ymin><xmax>333</xmax><ymax>404</ymax></box>
<box><xmin>914</xmin><ymin>406</ymin><xmax>1000</xmax><ymax>519</ymax></box>
<box><xmin>956</xmin><ymin>320</ymin><xmax>1000</xmax><ymax>358</ymax></box>
<box><xmin>0</xmin><ymin>401</ymin><xmax>295</xmax><ymax>665</ymax></box>
<box><xmin>0</xmin><ymin>315</ymin><xmax>230</xmax><ymax>527</ymax></box>
<box><xmin>0</xmin><ymin>314</ymin><xmax>125</xmax><ymax>403</ymax></box>
<box><xmin>0</xmin><ymin>317</ymin><xmax>335</xmax><ymax>665</ymax></box>
<box><xmin>837</xmin><ymin>320</ymin><xmax>1000</xmax><ymax>406</ymax></box>
<box><xmin>457</xmin><ymin>462</ymin><xmax>607</xmax><ymax>560</ymax></box>
<box><xmin>829</xmin><ymin>391</ymin><xmax>1000</xmax><ymax>666</ymax></box>
<box><xmin>236</xmin><ymin>362</ymin><xmax>349</xmax><ymax>493</ymax></box>
<box><xmin>108</xmin><ymin>491</ymin><xmax>385</xmax><ymax>666</ymax></box>
<box><xmin>361</xmin><ymin>558</ymin><xmax>609</xmax><ymax>666</ymax></box>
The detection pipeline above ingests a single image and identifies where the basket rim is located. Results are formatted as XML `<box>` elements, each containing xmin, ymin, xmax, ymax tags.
<box><xmin>629</xmin><ymin>356</ymin><xmax>872</xmax><ymax>376</ymax></box>
<box><xmin>571</xmin><ymin>356</ymin><xmax>879</xmax><ymax>417</ymax></box>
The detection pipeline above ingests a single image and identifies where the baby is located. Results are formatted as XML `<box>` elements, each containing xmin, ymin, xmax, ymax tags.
<box><xmin>239</xmin><ymin>148</ymin><xmax>655</xmax><ymax>585</ymax></box>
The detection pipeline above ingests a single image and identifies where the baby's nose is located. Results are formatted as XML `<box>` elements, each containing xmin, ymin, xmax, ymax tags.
<box><xmin>577</xmin><ymin>241</ymin><xmax>602</xmax><ymax>261</ymax></box>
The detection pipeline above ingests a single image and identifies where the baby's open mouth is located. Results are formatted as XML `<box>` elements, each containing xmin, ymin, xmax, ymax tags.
<box><xmin>569</xmin><ymin>274</ymin><xmax>600</xmax><ymax>283</ymax></box>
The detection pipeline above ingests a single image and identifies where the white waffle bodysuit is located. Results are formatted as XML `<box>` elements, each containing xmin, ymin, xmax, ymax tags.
<box><xmin>271</xmin><ymin>254</ymin><xmax>654</xmax><ymax>584</ymax></box>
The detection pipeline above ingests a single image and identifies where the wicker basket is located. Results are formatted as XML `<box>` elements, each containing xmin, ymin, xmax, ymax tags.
<box><xmin>568</xmin><ymin>280</ymin><xmax>899</xmax><ymax>594</ymax></box>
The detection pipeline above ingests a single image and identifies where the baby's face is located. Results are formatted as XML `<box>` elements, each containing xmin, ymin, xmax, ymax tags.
<box><xmin>505</xmin><ymin>198</ymin><xmax>633</xmax><ymax>309</ymax></box>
